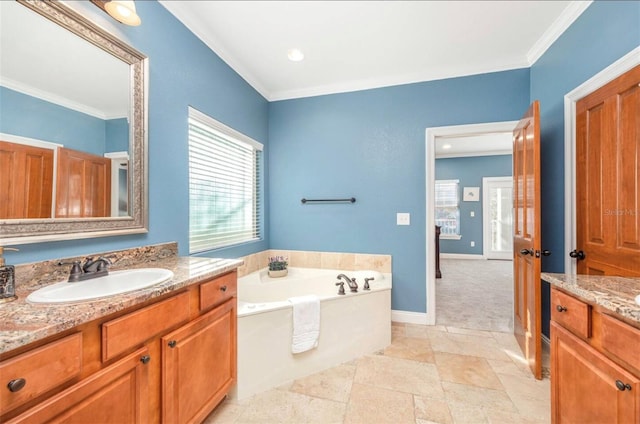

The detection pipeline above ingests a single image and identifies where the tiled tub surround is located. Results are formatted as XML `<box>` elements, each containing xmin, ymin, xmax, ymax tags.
<box><xmin>235</xmin><ymin>267</ymin><xmax>392</xmax><ymax>399</ymax></box>
<box><xmin>236</xmin><ymin>249</ymin><xmax>392</xmax><ymax>278</ymax></box>
<box><xmin>0</xmin><ymin>242</ymin><xmax>242</xmax><ymax>354</ymax></box>
<box><xmin>541</xmin><ymin>273</ymin><xmax>640</xmax><ymax>325</ymax></box>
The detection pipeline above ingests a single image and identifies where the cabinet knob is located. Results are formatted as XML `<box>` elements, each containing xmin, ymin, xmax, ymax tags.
<box><xmin>615</xmin><ymin>380</ymin><xmax>632</xmax><ymax>391</ymax></box>
<box><xmin>220</xmin><ymin>285</ymin><xmax>227</xmax><ymax>292</ymax></box>
<box><xmin>168</xmin><ymin>340</ymin><xmax>177</xmax><ymax>348</ymax></box>
<box><xmin>520</xmin><ymin>248</ymin><xmax>534</xmax><ymax>256</ymax></box>
<box><xmin>7</xmin><ymin>378</ymin><xmax>26</xmax><ymax>392</ymax></box>
<box><xmin>140</xmin><ymin>355</ymin><xmax>151</xmax><ymax>364</ymax></box>
<box><xmin>556</xmin><ymin>305</ymin><xmax>567</xmax><ymax>312</ymax></box>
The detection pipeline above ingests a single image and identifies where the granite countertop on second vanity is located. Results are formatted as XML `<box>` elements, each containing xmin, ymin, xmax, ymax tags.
<box><xmin>0</xmin><ymin>255</ymin><xmax>242</xmax><ymax>355</ymax></box>
<box><xmin>542</xmin><ymin>272</ymin><xmax>640</xmax><ymax>326</ymax></box>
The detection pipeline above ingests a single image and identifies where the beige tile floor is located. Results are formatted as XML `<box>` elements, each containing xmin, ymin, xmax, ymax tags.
<box><xmin>205</xmin><ymin>323</ymin><xmax>551</xmax><ymax>424</ymax></box>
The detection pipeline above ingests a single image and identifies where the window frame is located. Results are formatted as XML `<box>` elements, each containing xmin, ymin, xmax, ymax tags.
<box><xmin>188</xmin><ymin>107</ymin><xmax>264</xmax><ymax>253</ymax></box>
<box><xmin>434</xmin><ymin>179</ymin><xmax>462</xmax><ymax>240</ymax></box>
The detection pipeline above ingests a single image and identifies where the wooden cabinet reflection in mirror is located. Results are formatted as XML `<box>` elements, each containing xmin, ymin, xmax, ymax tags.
<box><xmin>0</xmin><ymin>140</ymin><xmax>53</xmax><ymax>219</ymax></box>
<box><xmin>0</xmin><ymin>141</ymin><xmax>112</xmax><ymax>219</ymax></box>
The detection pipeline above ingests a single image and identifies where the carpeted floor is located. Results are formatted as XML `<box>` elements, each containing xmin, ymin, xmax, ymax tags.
<box><xmin>436</xmin><ymin>258</ymin><xmax>514</xmax><ymax>333</ymax></box>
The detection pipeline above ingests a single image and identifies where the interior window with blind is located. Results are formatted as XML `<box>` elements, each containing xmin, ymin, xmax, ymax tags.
<box><xmin>435</xmin><ymin>179</ymin><xmax>460</xmax><ymax>238</ymax></box>
<box><xmin>188</xmin><ymin>107</ymin><xmax>263</xmax><ymax>253</ymax></box>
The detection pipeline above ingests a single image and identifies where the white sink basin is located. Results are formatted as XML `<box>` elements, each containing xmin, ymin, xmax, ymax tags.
<box><xmin>27</xmin><ymin>268</ymin><xmax>174</xmax><ymax>304</ymax></box>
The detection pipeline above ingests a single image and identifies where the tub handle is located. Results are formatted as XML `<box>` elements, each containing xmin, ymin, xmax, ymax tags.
<box><xmin>364</xmin><ymin>277</ymin><xmax>375</xmax><ymax>290</ymax></box>
<box><xmin>335</xmin><ymin>281</ymin><xmax>346</xmax><ymax>295</ymax></box>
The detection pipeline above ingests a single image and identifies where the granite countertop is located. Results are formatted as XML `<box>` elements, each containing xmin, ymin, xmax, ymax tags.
<box><xmin>542</xmin><ymin>272</ymin><xmax>640</xmax><ymax>325</ymax></box>
<box><xmin>0</xmin><ymin>254</ymin><xmax>242</xmax><ymax>355</ymax></box>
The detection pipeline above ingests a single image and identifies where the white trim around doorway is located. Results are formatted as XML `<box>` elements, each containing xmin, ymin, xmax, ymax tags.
<box><xmin>425</xmin><ymin>120</ymin><xmax>518</xmax><ymax>325</ymax></box>
<box><xmin>563</xmin><ymin>46</ymin><xmax>640</xmax><ymax>275</ymax></box>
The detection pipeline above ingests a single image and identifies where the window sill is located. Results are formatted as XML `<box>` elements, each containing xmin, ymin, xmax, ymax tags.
<box><xmin>440</xmin><ymin>235</ymin><xmax>462</xmax><ymax>240</ymax></box>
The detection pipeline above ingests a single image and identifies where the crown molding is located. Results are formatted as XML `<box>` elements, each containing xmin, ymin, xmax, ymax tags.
<box><xmin>269</xmin><ymin>61</ymin><xmax>530</xmax><ymax>102</ymax></box>
<box><xmin>157</xmin><ymin>0</ymin><xmax>270</xmax><ymax>101</ymax></box>
<box><xmin>527</xmin><ymin>0</ymin><xmax>593</xmax><ymax>66</ymax></box>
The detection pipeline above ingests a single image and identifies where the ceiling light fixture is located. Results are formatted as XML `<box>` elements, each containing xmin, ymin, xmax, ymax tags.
<box><xmin>287</xmin><ymin>48</ymin><xmax>304</xmax><ymax>62</ymax></box>
<box><xmin>104</xmin><ymin>0</ymin><xmax>141</xmax><ymax>26</ymax></box>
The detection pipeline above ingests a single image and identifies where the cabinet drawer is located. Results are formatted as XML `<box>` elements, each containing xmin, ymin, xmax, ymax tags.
<box><xmin>601</xmin><ymin>313</ymin><xmax>640</xmax><ymax>372</ymax></box>
<box><xmin>551</xmin><ymin>289</ymin><xmax>591</xmax><ymax>338</ymax></box>
<box><xmin>0</xmin><ymin>333</ymin><xmax>82</xmax><ymax>414</ymax></box>
<box><xmin>200</xmin><ymin>271</ymin><xmax>237</xmax><ymax>311</ymax></box>
<box><xmin>102</xmin><ymin>292</ymin><xmax>190</xmax><ymax>362</ymax></box>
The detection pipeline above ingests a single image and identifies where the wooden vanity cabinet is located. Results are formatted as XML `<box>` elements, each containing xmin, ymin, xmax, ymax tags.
<box><xmin>550</xmin><ymin>287</ymin><xmax>640</xmax><ymax>423</ymax></box>
<box><xmin>7</xmin><ymin>347</ymin><xmax>151</xmax><ymax>424</ymax></box>
<box><xmin>162</xmin><ymin>298</ymin><xmax>236</xmax><ymax>424</ymax></box>
<box><xmin>0</xmin><ymin>271</ymin><xmax>237</xmax><ymax>424</ymax></box>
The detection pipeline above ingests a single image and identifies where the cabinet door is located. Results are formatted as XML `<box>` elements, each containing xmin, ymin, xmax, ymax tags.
<box><xmin>551</xmin><ymin>322</ymin><xmax>640</xmax><ymax>423</ymax></box>
<box><xmin>8</xmin><ymin>347</ymin><xmax>150</xmax><ymax>424</ymax></box>
<box><xmin>162</xmin><ymin>298</ymin><xmax>236</xmax><ymax>424</ymax></box>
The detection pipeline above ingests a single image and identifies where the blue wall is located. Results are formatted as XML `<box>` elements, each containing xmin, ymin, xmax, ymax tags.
<box><xmin>105</xmin><ymin>118</ymin><xmax>129</xmax><ymax>153</ymax></box>
<box><xmin>435</xmin><ymin>155</ymin><xmax>512</xmax><ymax>255</ymax></box>
<box><xmin>1</xmin><ymin>86</ymin><xmax>107</xmax><ymax>155</ymax></box>
<box><xmin>269</xmin><ymin>69</ymin><xmax>530</xmax><ymax>313</ymax></box>
<box><xmin>531</xmin><ymin>0</ymin><xmax>640</xmax><ymax>336</ymax></box>
<box><xmin>7</xmin><ymin>0</ymin><xmax>270</xmax><ymax>265</ymax></box>
<box><xmin>4</xmin><ymin>0</ymin><xmax>638</xmax><ymax>323</ymax></box>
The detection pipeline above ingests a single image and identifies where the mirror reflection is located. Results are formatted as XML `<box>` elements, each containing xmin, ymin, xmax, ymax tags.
<box><xmin>0</xmin><ymin>0</ymin><xmax>131</xmax><ymax>219</ymax></box>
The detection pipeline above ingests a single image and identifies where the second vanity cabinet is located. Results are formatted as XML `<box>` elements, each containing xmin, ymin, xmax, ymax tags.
<box><xmin>0</xmin><ymin>270</ymin><xmax>237</xmax><ymax>424</ymax></box>
<box><xmin>550</xmin><ymin>288</ymin><xmax>640</xmax><ymax>423</ymax></box>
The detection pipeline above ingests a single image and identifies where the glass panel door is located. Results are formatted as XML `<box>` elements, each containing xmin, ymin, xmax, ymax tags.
<box><xmin>483</xmin><ymin>177</ymin><xmax>513</xmax><ymax>260</ymax></box>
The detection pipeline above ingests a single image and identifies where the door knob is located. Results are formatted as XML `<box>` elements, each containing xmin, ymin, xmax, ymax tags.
<box><xmin>569</xmin><ymin>250</ymin><xmax>586</xmax><ymax>260</ymax></box>
<box><xmin>520</xmin><ymin>248</ymin><xmax>534</xmax><ymax>256</ymax></box>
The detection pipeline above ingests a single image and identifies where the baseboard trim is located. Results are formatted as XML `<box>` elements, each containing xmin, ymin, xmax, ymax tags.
<box><xmin>440</xmin><ymin>253</ymin><xmax>485</xmax><ymax>260</ymax></box>
<box><xmin>391</xmin><ymin>310</ymin><xmax>428</xmax><ymax>325</ymax></box>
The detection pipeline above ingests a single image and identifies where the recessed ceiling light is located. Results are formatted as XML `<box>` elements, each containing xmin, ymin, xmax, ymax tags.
<box><xmin>287</xmin><ymin>48</ymin><xmax>304</xmax><ymax>62</ymax></box>
<box><xmin>442</xmin><ymin>143</ymin><xmax>452</xmax><ymax>150</ymax></box>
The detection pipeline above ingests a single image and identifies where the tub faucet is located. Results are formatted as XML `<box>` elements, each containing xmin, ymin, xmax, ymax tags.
<box><xmin>337</xmin><ymin>274</ymin><xmax>358</xmax><ymax>292</ymax></box>
<box><xmin>364</xmin><ymin>277</ymin><xmax>374</xmax><ymax>290</ymax></box>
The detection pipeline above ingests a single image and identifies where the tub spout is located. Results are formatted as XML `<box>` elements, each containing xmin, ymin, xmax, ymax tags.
<box><xmin>337</xmin><ymin>274</ymin><xmax>358</xmax><ymax>292</ymax></box>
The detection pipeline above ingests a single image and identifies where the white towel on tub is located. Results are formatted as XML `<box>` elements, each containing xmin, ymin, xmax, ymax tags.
<box><xmin>288</xmin><ymin>295</ymin><xmax>320</xmax><ymax>354</ymax></box>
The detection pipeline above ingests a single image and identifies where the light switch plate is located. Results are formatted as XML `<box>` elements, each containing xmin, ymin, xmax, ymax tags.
<box><xmin>470</xmin><ymin>211</ymin><xmax>475</xmax><ymax>217</ymax></box>
<box><xmin>397</xmin><ymin>213</ymin><xmax>410</xmax><ymax>226</ymax></box>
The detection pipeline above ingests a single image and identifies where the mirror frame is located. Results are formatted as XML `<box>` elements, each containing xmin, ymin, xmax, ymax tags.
<box><xmin>0</xmin><ymin>0</ymin><xmax>148</xmax><ymax>245</ymax></box>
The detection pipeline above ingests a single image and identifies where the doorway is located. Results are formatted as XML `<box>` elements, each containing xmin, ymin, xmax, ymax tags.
<box><xmin>425</xmin><ymin>121</ymin><xmax>517</xmax><ymax>326</ymax></box>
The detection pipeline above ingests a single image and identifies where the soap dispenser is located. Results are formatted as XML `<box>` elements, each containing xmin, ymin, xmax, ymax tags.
<box><xmin>0</xmin><ymin>247</ymin><xmax>19</xmax><ymax>303</ymax></box>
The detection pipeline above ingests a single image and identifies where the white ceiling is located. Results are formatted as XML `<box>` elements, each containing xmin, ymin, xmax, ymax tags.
<box><xmin>0</xmin><ymin>1</ymin><xmax>130</xmax><ymax>119</ymax></box>
<box><xmin>435</xmin><ymin>132</ymin><xmax>513</xmax><ymax>158</ymax></box>
<box><xmin>159</xmin><ymin>0</ymin><xmax>591</xmax><ymax>101</ymax></box>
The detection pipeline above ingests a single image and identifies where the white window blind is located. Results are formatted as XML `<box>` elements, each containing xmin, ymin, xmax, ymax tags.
<box><xmin>435</xmin><ymin>179</ymin><xmax>460</xmax><ymax>236</ymax></box>
<box><xmin>188</xmin><ymin>107</ymin><xmax>263</xmax><ymax>253</ymax></box>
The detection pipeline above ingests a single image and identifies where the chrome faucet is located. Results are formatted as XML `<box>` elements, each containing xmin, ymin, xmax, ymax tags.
<box><xmin>58</xmin><ymin>256</ymin><xmax>111</xmax><ymax>282</ymax></box>
<box><xmin>337</xmin><ymin>274</ymin><xmax>358</xmax><ymax>292</ymax></box>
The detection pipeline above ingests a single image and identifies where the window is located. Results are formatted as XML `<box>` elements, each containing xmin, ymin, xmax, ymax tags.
<box><xmin>188</xmin><ymin>107</ymin><xmax>263</xmax><ymax>253</ymax></box>
<box><xmin>435</xmin><ymin>179</ymin><xmax>460</xmax><ymax>238</ymax></box>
